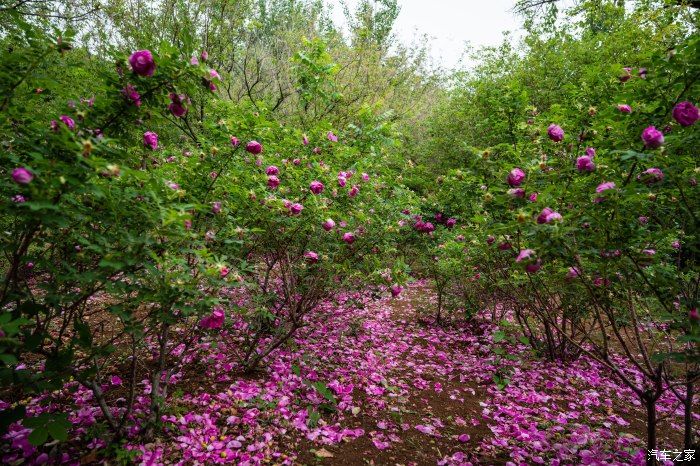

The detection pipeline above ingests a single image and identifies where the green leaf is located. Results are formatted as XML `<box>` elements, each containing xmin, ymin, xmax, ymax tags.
<box><xmin>28</xmin><ymin>427</ymin><xmax>48</xmax><ymax>446</ymax></box>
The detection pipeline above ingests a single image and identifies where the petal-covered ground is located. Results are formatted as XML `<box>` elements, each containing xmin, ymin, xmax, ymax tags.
<box><xmin>2</xmin><ymin>281</ymin><xmax>693</xmax><ymax>465</ymax></box>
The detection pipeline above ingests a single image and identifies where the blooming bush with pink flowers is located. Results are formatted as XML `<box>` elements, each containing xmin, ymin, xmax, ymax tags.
<box><xmin>0</xmin><ymin>17</ymin><xmax>409</xmax><ymax>458</ymax></box>
<box><xmin>412</xmin><ymin>26</ymin><xmax>700</xmax><ymax>456</ymax></box>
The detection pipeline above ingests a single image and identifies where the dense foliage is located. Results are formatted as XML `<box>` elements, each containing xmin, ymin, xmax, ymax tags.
<box><xmin>0</xmin><ymin>0</ymin><xmax>698</xmax><ymax>464</ymax></box>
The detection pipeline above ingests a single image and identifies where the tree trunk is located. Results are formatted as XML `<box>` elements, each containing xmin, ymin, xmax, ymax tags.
<box><xmin>645</xmin><ymin>393</ymin><xmax>657</xmax><ymax>466</ymax></box>
<box><xmin>684</xmin><ymin>378</ymin><xmax>695</xmax><ymax>449</ymax></box>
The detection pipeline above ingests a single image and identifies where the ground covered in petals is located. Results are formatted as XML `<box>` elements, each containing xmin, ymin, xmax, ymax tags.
<box><xmin>2</xmin><ymin>282</ymin><xmax>692</xmax><ymax>465</ymax></box>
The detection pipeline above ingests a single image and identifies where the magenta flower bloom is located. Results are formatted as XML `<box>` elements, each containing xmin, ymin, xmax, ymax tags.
<box><xmin>566</xmin><ymin>267</ymin><xmax>580</xmax><ymax>279</ymax></box>
<box><xmin>690</xmin><ymin>308</ymin><xmax>699</xmax><ymax>320</ymax></box>
<box><xmin>143</xmin><ymin>131</ymin><xmax>158</xmax><ymax>150</ymax></box>
<box><xmin>304</xmin><ymin>251</ymin><xmax>319</xmax><ymax>264</ymax></box>
<box><xmin>620</xmin><ymin>67</ymin><xmax>632</xmax><ymax>82</ymax></box>
<box><xmin>168</xmin><ymin>93</ymin><xmax>189</xmax><ymax>117</ymax></box>
<box><xmin>349</xmin><ymin>185</ymin><xmax>359</xmax><ymax>197</ymax></box>
<box><xmin>528</xmin><ymin>192</ymin><xmax>538</xmax><ymax>202</ymax></box>
<box><xmin>596</xmin><ymin>181</ymin><xmax>616</xmax><ymax>193</ymax></box>
<box><xmin>322</xmin><ymin>219</ymin><xmax>336</xmax><ymax>231</ymax></box>
<box><xmin>639</xmin><ymin>216</ymin><xmax>648</xmax><ymax>225</ymax></box>
<box><xmin>230</xmin><ymin>136</ymin><xmax>240</xmax><ymax>147</ymax></box>
<box><xmin>338</xmin><ymin>175</ymin><xmax>347</xmax><ymax>187</ymax></box>
<box><xmin>246</xmin><ymin>140</ymin><xmax>263</xmax><ymax>154</ymax></box>
<box><xmin>486</xmin><ymin>235</ymin><xmax>495</xmax><ymax>245</ymax></box>
<box><xmin>537</xmin><ymin>207</ymin><xmax>561</xmax><ymax>224</ymax></box>
<box><xmin>327</xmin><ymin>131</ymin><xmax>338</xmax><ymax>142</ymax></box>
<box><xmin>12</xmin><ymin>167</ymin><xmax>33</xmax><ymax>184</ymax></box>
<box><xmin>121</xmin><ymin>84</ymin><xmax>141</xmax><ymax>106</ymax></box>
<box><xmin>293</xmin><ymin>158</ymin><xmax>301</xmax><ymax>165</ymax></box>
<box><xmin>576</xmin><ymin>155</ymin><xmax>595</xmax><ymax>172</ymax></box>
<box><xmin>638</xmin><ymin>68</ymin><xmax>647</xmax><ymax>79</ymax></box>
<box><xmin>641</xmin><ymin>126</ymin><xmax>664</xmax><ymax>148</ymax></box>
<box><xmin>585</xmin><ymin>147</ymin><xmax>596</xmax><ymax>158</ymax></box>
<box><xmin>638</xmin><ymin>167</ymin><xmax>664</xmax><ymax>184</ymax></box>
<box><xmin>516</xmin><ymin>249</ymin><xmax>535</xmax><ymax>263</ymax></box>
<box><xmin>362</xmin><ymin>173</ymin><xmax>370</xmax><ymax>182</ymax></box>
<box><xmin>507</xmin><ymin>168</ymin><xmax>526</xmax><ymax>187</ymax></box>
<box><xmin>289</xmin><ymin>203</ymin><xmax>303</xmax><ymax>215</ymax></box>
<box><xmin>212</xmin><ymin>202</ymin><xmax>222</xmax><ymax>214</ymax></box>
<box><xmin>525</xmin><ymin>261</ymin><xmax>542</xmax><ymax>273</ymax></box>
<box><xmin>59</xmin><ymin>115</ymin><xmax>75</xmax><ymax>129</ymax></box>
<box><xmin>446</xmin><ymin>218</ymin><xmax>457</xmax><ymax>228</ymax></box>
<box><xmin>342</xmin><ymin>232</ymin><xmax>355</xmax><ymax>244</ymax></box>
<box><xmin>200</xmin><ymin>50</ymin><xmax>208</xmax><ymax>61</ymax></box>
<box><xmin>200</xmin><ymin>307</ymin><xmax>225</xmax><ymax>329</ymax></box>
<box><xmin>266</xmin><ymin>165</ymin><xmax>279</xmax><ymax>176</ymax></box>
<box><xmin>267</xmin><ymin>175</ymin><xmax>280</xmax><ymax>189</ymax></box>
<box><xmin>390</xmin><ymin>284</ymin><xmax>403</xmax><ymax>297</ymax></box>
<box><xmin>302</xmin><ymin>134</ymin><xmax>309</xmax><ymax>145</ymax></box>
<box><xmin>672</xmin><ymin>101</ymin><xmax>699</xmax><ymax>127</ymax></box>
<box><xmin>617</xmin><ymin>104</ymin><xmax>632</xmax><ymax>114</ymax></box>
<box><xmin>128</xmin><ymin>50</ymin><xmax>156</xmax><ymax>77</ymax></box>
<box><xmin>189</xmin><ymin>55</ymin><xmax>199</xmax><ymax>66</ymax></box>
<box><xmin>508</xmin><ymin>188</ymin><xmax>526</xmax><ymax>198</ymax></box>
<box><xmin>310</xmin><ymin>180</ymin><xmax>324</xmax><ymax>194</ymax></box>
<box><xmin>547</xmin><ymin>124</ymin><xmax>564</xmax><ymax>142</ymax></box>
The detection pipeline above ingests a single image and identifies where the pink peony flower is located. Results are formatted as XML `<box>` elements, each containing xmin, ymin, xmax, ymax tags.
<box><xmin>576</xmin><ymin>156</ymin><xmax>595</xmax><ymax>172</ymax></box>
<box><xmin>338</xmin><ymin>175</ymin><xmax>347</xmax><ymax>187</ymax></box>
<box><xmin>390</xmin><ymin>284</ymin><xmax>403</xmax><ymax>297</ymax></box>
<box><xmin>304</xmin><ymin>251</ymin><xmax>319</xmax><ymax>263</ymax></box>
<box><xmin>617</xmin><ymin>104</ymin><xmax>632</xmax><ymax>113</ymax></box>
<box><xmin>596</xmin><ymin>181</ymin><xmax>616</xmax><ymax>193</ymax></box>
<box><xmin>143</xmin><ymin>131</ymin><xmax>158</xmax><ymax>150</ymax></box>
<box><xmin>362</xmin><ymin>173</ymin><xmax>370</xmax><ymax>182</ymax></box>
<box><xmin>322</xmin><ymin>219</ymin><xmax>336</xmax><ymax>231</ymax></box>
<box><xmin>641</xmin><ymin>126</ymin><xmax>664</xmax><ymax>148</ymax></box>
<box><xmin>690</xmin><ymin>308</ymin><xmax>699</xmax><ymax>320</ymax></box>
<box><xmin>507</xmin><ymin>168</ymin><xmax>526</xmax><ymax>187</ymax></box>
<box><xmin>446</xmin><ymin>218</ymin><xmax>457</xmax><ymax>228</ymax></box>
<box><xmin>293</xmin><ymin>158</ymin><xmax>301</xmax><ymax>165</ymax></box>
<box><xmin>620</xmin><ymin>66</ymin><xmax>632</xmax><ymax>82</ymax></box>
<box><xmin>327</xmin><ymin>131</ymin><xmax>338</xmax><ymax>142</ymax></box>
<box><xmin>567</xmin><ymin>267</ymin><xmax>580</xmax><ymax>279</ymax></box>
<box><xmin>200</xmin><ymin>50</ymin><xmax>208</xmax><ymax>61</ymax></box>
<box><xmin>486</xmin><ymin>235</ymin><xmax>495</xmax><ymax>245</ymax></box>
<box><xmin>59</xmin><ymin>115</ymin><xmax>75</xmax><ymax>129</ymax></box>
<box><xmin>302</xmin><ymin>134</ymin><xmax>309</xmax><ymax>145</ymax></box>
<box><xmin>168</xmin><ymin>93</ymin><xmax>189</xmax><ymax>117</ymax></box>
<box><xmin>547</xmin><ymin>124</ymin><xmax>564</xmax><ymax>142</ymax></box>
<box><xmin>349</xmin><ymin>185</ymin><xmax>359</xmax><ymax>197</ymax></box>
<box><xmin>528</xmin><ymin>192</ymin><xmax>538</xmax><ymax>202</ymax></box>
<box><xmin>585</xmin><ymin>147</ymin><xmax>596</xmax><ymax>158</ymax></box>
<box><xmin>246</xmin><ymin>140</ymin><xmax>263</xmax><ymax>154</ymax></box>
<box><xmin>639</xmin><ymin>216</ymin><xmax>649</xmax><ymax>225</ymax></box>
<box><xmin>508</xmin><ymin>188</ymin><xmax>526</xmax><ymax>198</ymax></box>
<box><xmin>128</xmin><ymin>50</ymin><xmax>156</xmax><ymax>77</ymax></box>
<box><xmin>12</xmin><ymin>167</ymin><xmax>33</xmax><ymax>184</ymax></box>
<box><xmin>267</xmin><ymin>175</ymin><xmax>280</xmax><ymax>189</ymax></box>
<box><xmin>289</xmin><ymin>203</ymin><xmax>303</xmax><ymax>215</ymax></box>
<box><xmin>121</xmin><ymin>84</ymin><xmax>141</xmax><ymax>106</ymax></box>
<box><xmin>638</xmin><ymin>68</ymin><xmax>647</xmax><ymax>79</ymax></box>
<box><xmin>310</xmin><ymin>180</ymin><xmax>324</xmax><ymax>194</ymax></box>
<box><xmin>265</xmin><ymin>165</ymin><xmax>279</xmax><ymax>176</ymax></box>
<box><xmin>342</xmin><ymin>232</ymin><xmax>355</xmax><ymax>244</ymax></box>
<box><xmin>458</xmin><ymin>434</ymin><xmax>470</xmax><ymax>442</ymax></box>
<box><xmin>638</xmin><ymin>167</ymin><xmax>664</xmax><ymax>184</ymax></box>
<box><xmin>212</xmin><ymin>202</ymin><xmax>222</xmax><ymax>214</ymax></box>
<box><xmin>672</xmin><ymin>101</ymin><xmax>699</xmax><ymax>127</ymax></box>
<box><xmin>230</xmin><ymin>136</ymin><xmax>240</xmax><ymax>147</ymax></box>
<box><xmin>516</xmin><ymin>249</ymin><xmax>535</xmax><ymax>263</ymax></box>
